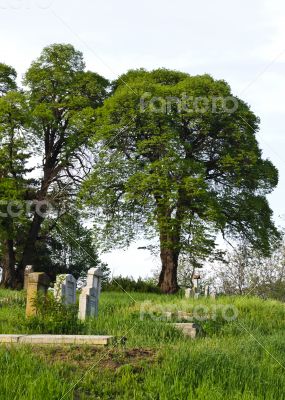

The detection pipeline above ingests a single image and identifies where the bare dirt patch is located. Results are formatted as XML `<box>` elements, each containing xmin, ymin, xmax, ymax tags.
<box><xmin>34</xmin><ymin>346</ymin><xmax>157</xmax><ymax>371</ymax></box>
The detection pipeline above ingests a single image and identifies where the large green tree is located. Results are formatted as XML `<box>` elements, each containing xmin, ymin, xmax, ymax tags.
<box><xmin>14</xmin><ymin>43</ymin><xmax>109</xmax><ymax>286</ymax></box>
<box><xmin>0</xmin><ymin>44</ymin><xmax>109</xmax><ymax>288</ymax></box>
<box><xmin>83</xmin><ymin>69</ymin><xmax>280</xmax><ymax>293</ymax></box>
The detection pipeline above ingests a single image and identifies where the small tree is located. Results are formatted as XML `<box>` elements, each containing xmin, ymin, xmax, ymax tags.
<box><xmin>213</xmin><ymin>239</ymin><xmax>285</xmax><ymax>299</ymax></box>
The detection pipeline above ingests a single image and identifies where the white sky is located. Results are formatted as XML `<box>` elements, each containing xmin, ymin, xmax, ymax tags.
<box><xmin>1</xmin><ymin>0</ymin><xmax>285</xmax><ymax>278</ymax></box>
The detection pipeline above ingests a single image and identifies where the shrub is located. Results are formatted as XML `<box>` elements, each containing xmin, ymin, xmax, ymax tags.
<box><xmin>24</xmin><ymin>292</ymin><xmax>85</xmax><ymax>334</ymax></box>
<box><xmin>103</xmin><ymin>276</ymin><xmax>161</xmax><ymax>293</ymax></box>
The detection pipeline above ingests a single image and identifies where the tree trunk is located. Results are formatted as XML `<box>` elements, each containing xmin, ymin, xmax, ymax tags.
<box><xmin>0</xmin><ymin>239</ymin><xmax>16</xmax><ymax>288</ymax></box>
<box><xmin>155</xmin><ymin>199</ymin><xmax>182</xmax><ymax>294</ymax></box>
<box><xmin>158</xmin><ymin>246</ymin><xmax>180</xmax><ymax>293</ymax></box>
<box><xmin>16</xmin><ymin>212</ymin><xmax>44</xmax><ymax>288</ymax></box>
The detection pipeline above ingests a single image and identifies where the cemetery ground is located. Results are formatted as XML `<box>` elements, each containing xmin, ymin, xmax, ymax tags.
<box><xmin>0</xmin><ymin>290</ymin><xmax>285</xmax><ymax>399</ymax></box>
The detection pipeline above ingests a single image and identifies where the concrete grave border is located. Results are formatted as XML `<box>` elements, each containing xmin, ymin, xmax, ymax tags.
<box><xmin>0</xmin><ymin>334</ymin><xmax>114</xmax><ymax>346</ymax></box>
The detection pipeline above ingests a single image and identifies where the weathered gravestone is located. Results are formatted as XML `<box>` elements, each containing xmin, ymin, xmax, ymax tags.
<box><xmin>78</xmin><ymin>268</ymin><xmax>103</xmax><ymax>320</ymax></box>
<box><xmin>86</xmin><ymin>267</ymin><xmax>103</xmax><ymax>296</ymax></box>
<box><xmin>54</xmin><ymin>274</ymin><xmax>77</xmax><ymax>305</ymax></box>
<box><xmin>78</xmin><ymin>286</ymin><xmax>98</xmax><ymax>320</ymax></box>
<box><xmin>173</xmin><ymin>322</ymin><xmax>200</xmax><ymax>339</ymax></box>
<box><xmin>26</xmin><ymin>272</ymin><xmax>50</xmax><ymax>317</ymax></box>
<box><xmin>24</xmin><ymin>265</ymin><xmax>34</xmax><ymax>290</ymax></box>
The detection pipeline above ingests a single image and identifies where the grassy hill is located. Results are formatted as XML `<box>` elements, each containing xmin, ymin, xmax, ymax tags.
<box><xmin>0</xmin><ymin>289</ymin><xmax>285</xmax><ymax>399</ymax></box>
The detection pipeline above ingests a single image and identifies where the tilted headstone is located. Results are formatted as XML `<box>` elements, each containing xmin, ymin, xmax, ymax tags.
<box><xmin>24</xmin><ymin>265</ymin><xmax>34</xmax><ymax>290</ymax></box>
<box><xmin>26</xmin><ymin>272</ymin><xmax>50</xmax><ymax>317</ymax></box>
<box><xmin>78</xmin><ymin>286</ymin><xmax>98</xmax><ymax>320</ymax></box>
<box><xmin>54</xmin><ymin>274</ymin><xmax>77</xmax><ymax>305</ymax></box>
<box><xmin>78</xmin><ymin>267</ymin><xmax>103</xmax><ymax>320</ymax></box>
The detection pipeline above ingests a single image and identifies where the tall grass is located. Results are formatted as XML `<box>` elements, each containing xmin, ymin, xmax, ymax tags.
<box><xmin>0</xmin><ymin>289</ymin><xmax>285</xmax><ymax>399</ymax></box>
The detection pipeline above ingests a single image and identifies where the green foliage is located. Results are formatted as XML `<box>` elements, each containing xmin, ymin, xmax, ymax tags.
<box><xmin>0</xmin><ymin>63</ymin><xmax>17</xmax><ymax>95</ymax></box>
<box><xmin>24</xmin><ymin>292</ymin><xmax>84</xmax><ymax>334</ymax></box>
<box><xmin>103</xmin><ymin>275</ymin><xmax>161</xmax><ymax>293</ymax></box>
<box><xmin>0</xmin><ymin>72</ymin><xmax>32</xmax><ymax>272</ymax></box>
<box><xmin>213</xmin><ymin>239</ymin><xmax>285</xmax><ymax>300</ymax></box>
<box><xmin>0</xmin><ymin>347</ymin><xmax>73</xmax><ymax>400</ymax></box>
<box><xmin>0</xmin><ymin>45</ymin><xmax>109</xmax><ymax>287</ymax></box>
<box><xmin>33</xmin><ymin>212</ymin><xmax>110</xmax><ymax>281</ymax></box>
<box><xmin>82</xmin><ymin>68</ymin><xmax>280</xmax><ymax>291</ymax></box>
<box><xmin>1</xmin><ymin>290</ymin><xmax>285</xmax><ymax>398</ymax></box>
<box><xmin>24</xmin><ymin>43</ymin><xmax>109</xmax><ymax>160</ymax></box>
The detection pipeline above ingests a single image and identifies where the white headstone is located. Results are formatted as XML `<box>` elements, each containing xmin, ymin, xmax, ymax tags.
<box><xmin>86</xmin><ymin>267</ymin><xmax>103</xmax><ymax>295</ymax></box>
<box><xmin>78</xmin><ymin>267</ymin><xmax>103</xmax><ymax>320</ymax></box>
<box><xmin>78</xmin><ymin>286</ymin><xmax>98</xmax><ymax>320</ymax></box>
<box><xmin>54</xmin><ymin>274</ymin><xmax>77</xmax><ymax>305</ymax></box>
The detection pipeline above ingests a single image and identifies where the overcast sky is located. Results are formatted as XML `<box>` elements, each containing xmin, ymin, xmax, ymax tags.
<box><xmin>1</xmin><ymin>0</ymin><xmax>284</xmax><ymax>278</ymax></box>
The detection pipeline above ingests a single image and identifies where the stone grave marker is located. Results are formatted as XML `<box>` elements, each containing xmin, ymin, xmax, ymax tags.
<box><xmin>78</xmin><ymin>286</ymin><xmax>98</xmax><ymax>320</ymax></box>
<box><xmin>173</xmin><ymin>322</ymin><xmax>200</xmax><ymax>339</ymax></box>
<box><xmin>78</xmin><ymin>267</ymin><xmax>103</xmax><ymax>320</ymax></box>
<box><xmin>54</xmin><ymin>274</ymin><xmax>77</xmax><ymax>305</ymax></box>
<box><xmin>86</xmin><ymin>267</ymin><xmax>103</xmax><ymax>296</ymax></box>
<box><xmin>24</xmin><ymin>265</ymin><xmax>34</xmax><ymax>290</ymax></box>
<box><xmin>26</xmin><ymin>272</ymin><xmax>50</xmax><ymax>317</ymax></box>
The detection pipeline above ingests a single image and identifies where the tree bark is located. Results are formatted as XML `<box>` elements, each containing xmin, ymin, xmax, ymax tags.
<box><xmin>156</xmin><ymin>199</ymin><xmax>182</xmax><ymax>294</ymax></box>
<box><xmin>0</xmin><ymin>239</ymin><xmax>16</xmax><ymax>288</ymax></box>
<box><xmin>158</xmin><ymin>245</ymin><xmax>180</xmax><ymax>294</ymax></box>
<box><xmin>16</xmin><ymin>212</ymin><xmax>45</xmax><ymax>289</ymax></box>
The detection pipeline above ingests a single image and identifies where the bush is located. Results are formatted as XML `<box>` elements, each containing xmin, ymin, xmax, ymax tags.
<box><xmin>24</xmin><ymin>292</ymin><xmax>85</xmax><ymax>334</ymax></box>
<box><xmin>103</xmin><ymin>276</ymin><xmax>161</xmax><ymax>293</ymax></box>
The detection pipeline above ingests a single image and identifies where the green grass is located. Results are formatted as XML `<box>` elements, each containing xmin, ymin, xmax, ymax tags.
<box><xmin>0</xmin><ymin>290</ymin><xmax>285</xmax><ymax>399</ymax></box>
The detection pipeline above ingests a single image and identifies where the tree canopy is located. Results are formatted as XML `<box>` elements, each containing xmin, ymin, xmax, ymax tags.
<box><xmin>82</xmin><ymin>69</ymin><xmax>280</xmax><ymax>293</ymax></box>
<box><xmin>0</xmin><ymin>44</ymin><xmax>109</xmax><ymax>288</ymax></box>
<box><xmin>0</xmin><ymin>48</ymin><xmax>280</xmax><ymax>293</ymax></box>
